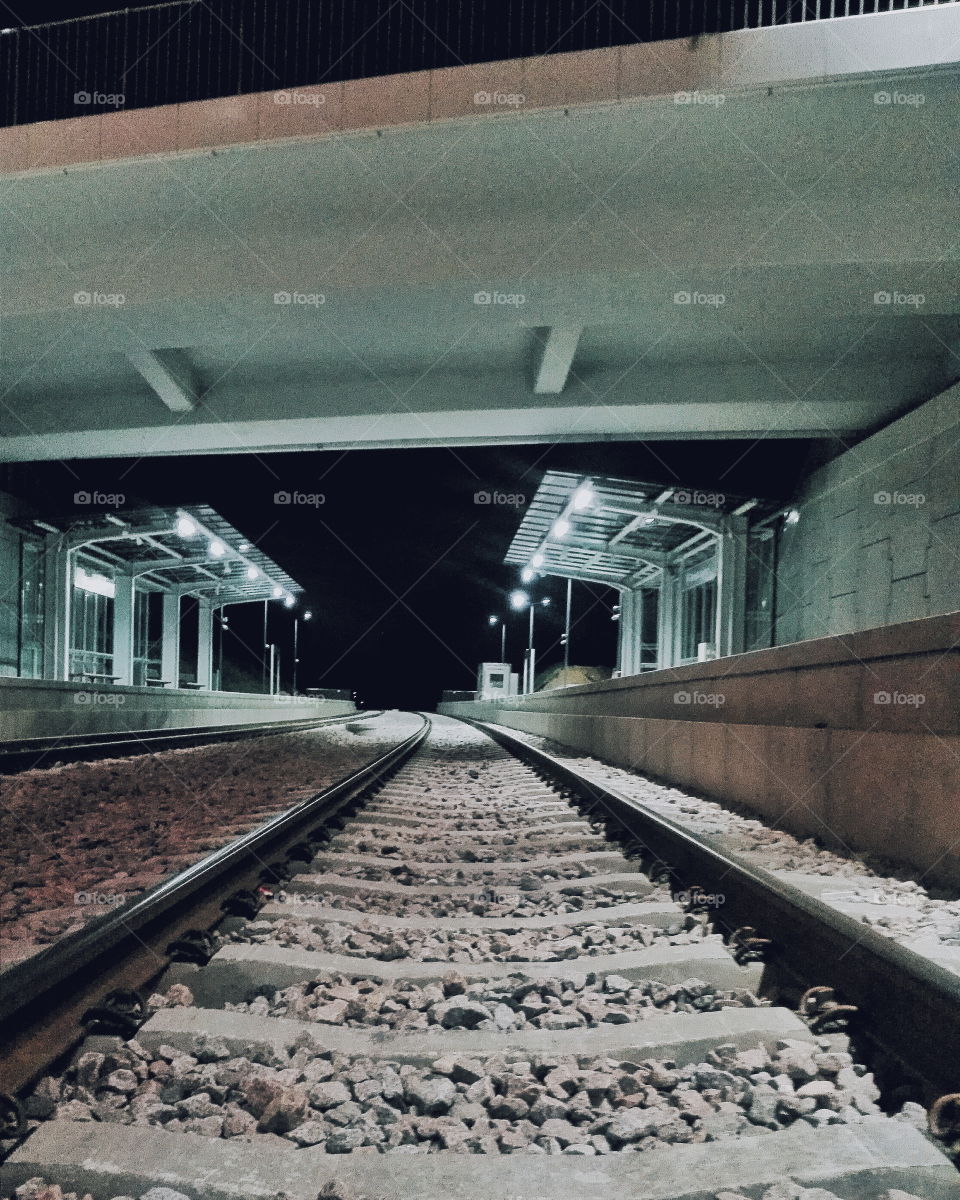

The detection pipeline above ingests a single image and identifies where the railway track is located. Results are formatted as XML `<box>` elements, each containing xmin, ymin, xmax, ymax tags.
<box><xmin>1</xmin><ymin>714</ymin><xmax>958</xmax><ymax>1200</ymax></box>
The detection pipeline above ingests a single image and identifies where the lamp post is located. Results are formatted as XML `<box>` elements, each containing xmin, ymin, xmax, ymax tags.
<box><xmin>563</xmin><ymin>578</ymin><xmax>572</xmax><ymax>669</ymax></box>
<box><xmin>510</xmin><ymin>590</ymin><xmax>550</xmax><ymax>694</ymax></box>
<box><xmin>293</xmin><ymin>610</ymin><xmax>311</xmax><ymax>695</ymax></box>
<box><xmin>488</xmin><ymin>614</ymin><xmax>506</xmax><ymax>663</ymax></box>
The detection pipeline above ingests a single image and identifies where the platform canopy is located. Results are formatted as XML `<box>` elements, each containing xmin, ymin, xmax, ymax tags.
<box><xmin>505</xmin><ymin>470</ymin><xmax>774</xmax><ymax>588</ymax></box>
<box><xmin>42</xmin><ymin>504</ymin><xmax>302</xmax><ymax>606</ymax></box>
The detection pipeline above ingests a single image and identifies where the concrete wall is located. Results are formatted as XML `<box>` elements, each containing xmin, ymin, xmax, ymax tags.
<box><xmin>440</xmin><ymin>611</ymin><xmax>960</xmax><ymax>888</ymax></box>
<box><xmin>775</xmin><ymin>385</ymin><xmax>960</xmax><ymax>643</ymax></box>
<box><xmin>0</xmin><ymin>678</ymin><xmax>355</xmax><ymax>741</ymax></box>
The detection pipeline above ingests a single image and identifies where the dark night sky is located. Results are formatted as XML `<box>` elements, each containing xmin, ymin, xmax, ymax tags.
<box><xmin>7</xmin><ymin>440</ymin><xmax>818</xmax><ymax>710</ymax></box>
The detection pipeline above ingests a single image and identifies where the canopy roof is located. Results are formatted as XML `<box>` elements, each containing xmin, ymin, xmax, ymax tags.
<box><xmin>49</xmin><ymin>504</ymin><xmax>302</xmax><ymax>604</ymax></box>
<box><xmin>505</xmin><ymin>470</ymin><xmax>771</xmax><ymax>587</ymax></box>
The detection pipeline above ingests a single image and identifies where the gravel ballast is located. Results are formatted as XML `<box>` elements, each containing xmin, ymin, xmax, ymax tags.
<box><xmin>22</xmin><ymin>1032</ymin><xmax>891</xmax><ymax>1156</ymax></box>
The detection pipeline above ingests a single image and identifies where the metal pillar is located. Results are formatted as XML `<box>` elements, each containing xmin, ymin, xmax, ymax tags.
<box><xmin>196</xmin><ymin>600</ymin><xmax>214</xmax><ymax>690</ymax></box>
<box><xmin>657</xmin><ymin>567</ymin><xmax>678</xmax><ymax>670</ymax></box>
<box><xmin>160</xmin><ymin>592</ymin><xmax>180</xmax><ymax>688</ymax></box>
<box><xmin>616</xmin><ymin>588</ymin><xmax>633</xmax><ymax>677</ymax></box>
<box><xmin>716</xmin><ymin>515</ymin><xmax>748</xmax><ymax>658</ymax></box>
<box><xmin>42</xmin><ymin>539</ymin><xmax>72</xmax><ymax>681</ymax></box>
<box><xmin>112</xmin><ymin>574</ymin><xmax>136</xmax><ymax>686</ymax></box>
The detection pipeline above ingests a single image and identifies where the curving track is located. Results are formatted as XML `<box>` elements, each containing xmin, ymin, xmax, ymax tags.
<box><xmin>1</xmin><ymin>716</ymin><xmax>958</xmax><ymax>1200</ymax></box>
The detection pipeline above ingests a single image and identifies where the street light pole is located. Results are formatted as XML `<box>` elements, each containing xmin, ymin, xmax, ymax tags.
<box><xmin>293</xmin><ymin>610</ymin><xmax>312</xmax><ymax>696</ymax></box>
<box><xmin>527</xmin><ymin>601</ymin><xmax>535</xmax><ymax>693</ymax></box>
<box><xmin>564</xmin><ymin>578</ymin><xmax>572</xmax><ymax>669</ymax></box>
<box><xmin>262</xmin><ymin>600</ymin><xmax>268</xmax><ymax>693</ymax></box>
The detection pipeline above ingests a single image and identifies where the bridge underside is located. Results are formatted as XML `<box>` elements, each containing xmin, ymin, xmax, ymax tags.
<box><xmin>1</xmin><ymin>10</ymin><xmax>958</xmax><ymax>461</ymax></box>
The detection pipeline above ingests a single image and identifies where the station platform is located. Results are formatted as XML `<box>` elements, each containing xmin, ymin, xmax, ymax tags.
<box><xmin>440</xmin><ymin>611</ymin><xmax>960</xmax><ymax>888</ymax></box>
<box><xmin>0</xmin><ymin>677</ymin><xmax>354</xmax><ymax>743</ymax></box>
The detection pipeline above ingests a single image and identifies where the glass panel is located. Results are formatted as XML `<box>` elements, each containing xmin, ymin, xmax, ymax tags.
<box><xmin>69</xmin><ymin>585</ymin><xmax>114</xmax><ymax>680</ymax></box>
<box><xmin>18</xmin><ymin>538</ymin><xmax>45</xmax><ymax>678</ymax></box>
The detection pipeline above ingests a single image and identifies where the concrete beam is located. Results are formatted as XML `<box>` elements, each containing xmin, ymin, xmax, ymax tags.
<box><xmin>533</xmin><ymin>326</ymin><xmax>582</xmax><ymax>394</ymax></box>
<box><xmin>0</xmin><ymin>397</ymin><xmax>897</xmax><ymax>463</ymax></box>
<box><xmin>127</xmin><ymin>349</ymin><xmax>200</xmax><ymax>413</ymax></box>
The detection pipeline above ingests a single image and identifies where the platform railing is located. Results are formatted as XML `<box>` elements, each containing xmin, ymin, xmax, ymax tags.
<box><xmin>1</xmin><ymin>0</ymin><xmax>956</xmax><ymax>129</ymax></box>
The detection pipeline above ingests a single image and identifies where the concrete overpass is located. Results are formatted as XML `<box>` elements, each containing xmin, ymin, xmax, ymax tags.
<box><xmin>0</xmin><ymin>6</ymin><xmax>958</xmax><ymax>461</ymax></box>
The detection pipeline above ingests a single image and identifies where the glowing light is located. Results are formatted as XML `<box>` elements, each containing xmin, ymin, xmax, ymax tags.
<box><xmin>521</xmin><ymin>566</ymin><xmax>535</xmax><ymax>583</ymax></box>
<box><xmin>209</xmin><ymin>540</ymin><xmax>226</xmax><ymax>558</ymax></box>
<box><xmin>246</xmin><ymin>565</ymin><xmax>259</xmax><ymax>581</ymax></box>
<box><xmin>785</xmin><ymin>508</ymin><xmax>801</xmax><ymax>526</ymax></box>
<box><xmin>531</xmin><ymin>551</ymin><xmax>544</xmax><ymax>568</ymax></box>
<box><xmin>238</xmin><ymin>542</ymin><xmax>250</xmax><ymax>551</ymax></box>
<box><xmin>284</xmin><ymin>594</ymin><xmax>295</xmax><ymax>608</ymax></box>
<box><xmin>572</xmin><ymin>485</ymin><xmax>594</xmax><ymax>511</ymax></box>
<box><xmin>176</xmin><ymin>516</ymin><xmax>197</xmax><ymax>538</ymax></box>
<box><xmin>74</xmin><ymin>566</ymin><xmax>115</xmax><ymax>598</ymax></box>
<box><xmin>509</xmin><ymin>589</ymin><xmax>529</xmax><ymax>611</ymax></box>
<box><xmin>304</xmin><ymin>611</ymin><xmax>313</xmax><ymax>620</ymax></box>
<box><xmin>541</xmin><ymin>597</ymin><xmax>551</xmax><ymax>607</ymax></box>
<box><xmin>488</xmin><ymin>615</ymin><xmax>498</xmax><ymax>625</ymax></box>
<box><xmin>272</xmin><ymin>585</ymin><xmax>283</xmax><ymax>599</ymax></box>
<box><xmin>553</xmin><ymin>517</ymin><xmax>570</xmax><ymax>538</ymax></box>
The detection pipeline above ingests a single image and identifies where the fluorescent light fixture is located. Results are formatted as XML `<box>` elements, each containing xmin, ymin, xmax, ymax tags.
<box><xmin>572</xmin><ymin>485</ymin><xmax>593</xmax><ymax>511</ymax></box>
<box><xmin>176</xmin><ymin>515</ymin><xmax>198</xmax><ymax>538</ymax></box>
<box><xmin>553</xmin><ymin>517</ymin><xmax>570</xmax><ymax>538</ymax></box>
<box><xmin>74</xmin><ymin>566</ymin><xmax>116</xmax><ymax>599</ymax></box>
<box><xmin>509</xmin><ymin>589</ymin><xmax>529</xmax><ymax>611</ymax></box>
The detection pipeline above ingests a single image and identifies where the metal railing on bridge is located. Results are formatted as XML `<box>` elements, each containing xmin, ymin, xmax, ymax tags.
<box><xmin>1</xmin><ymin>0</ymin><xmax>955</xmax><ymax>129</ymax></box>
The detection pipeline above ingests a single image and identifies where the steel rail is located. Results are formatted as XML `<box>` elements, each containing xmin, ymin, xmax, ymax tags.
<box><xmin>0</xmin><ymin>710</ymin><xmax>381</xmax><ymax>774</ymax></box>
<box><xmin>0</xmin><ymin>714</ymin><xmax>430</xmax><ymax>1094</ymax></box>
<box><xmin>474</xmin><ymin>719</ymin><xmax>960</xmax><ymax>1104</ymax></box>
